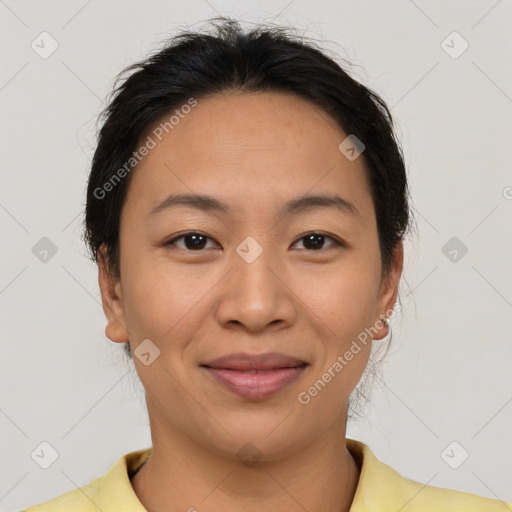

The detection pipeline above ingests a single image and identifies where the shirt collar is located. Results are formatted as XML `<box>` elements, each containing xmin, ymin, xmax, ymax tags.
<box><xmin>94</xmin><ymin>439</ymin><xmax>395</xmax><ymax>511</ymax></box>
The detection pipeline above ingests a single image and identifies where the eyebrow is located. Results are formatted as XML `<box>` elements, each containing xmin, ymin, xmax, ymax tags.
<box><xmin>147</xmin><ymin>192</ymin><xmax>359</xmax><ymax>219</ymax></box>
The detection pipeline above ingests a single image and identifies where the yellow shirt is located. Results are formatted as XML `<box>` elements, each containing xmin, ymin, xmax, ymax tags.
<box><xmin>23</xmin><ymin>439</ymin><xmax>510</xmax><ymax>511</ymax></box>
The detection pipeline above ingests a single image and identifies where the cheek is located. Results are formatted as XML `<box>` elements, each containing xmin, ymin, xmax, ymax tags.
<box><xmin>119</xmin><ymin>248</ymin><xmax>200</xmax><ymax>343</ymax></box>
<box><xmin>294</xmin><ymin>254</ymin><xmax>380</xmax><ymax>392</ymax></box>
<box><xmin>299</xmin><ymin>255</ymin><xmax>381</xmax><ymax>333</ymax></box>
<box><xmin>294</xmin><ymin>270</ymin><xmax>376</xmax><ymax>422</ymax></box>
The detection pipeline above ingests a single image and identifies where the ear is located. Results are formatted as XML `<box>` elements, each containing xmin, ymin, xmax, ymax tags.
<box><xmin>97</xmin><ymin>245</ymin><xmax>129</xmax><ymax>344</ymax></box>
<box><xmin>373</xmin><ymin>242</ymin><xmax>404</xmax><ymax>341</ymax></box>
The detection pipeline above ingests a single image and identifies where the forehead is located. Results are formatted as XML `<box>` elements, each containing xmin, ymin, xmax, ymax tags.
<box><xmin>123</xmin><ymin>91</ymin><xmax>373</xmax><ymax>218</ymax></box>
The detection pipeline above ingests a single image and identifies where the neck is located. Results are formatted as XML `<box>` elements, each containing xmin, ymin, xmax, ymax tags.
<box><xmin>131</xmin><ymin>412</ymin><xmax>360</xmax><ymax>512</ymax></box>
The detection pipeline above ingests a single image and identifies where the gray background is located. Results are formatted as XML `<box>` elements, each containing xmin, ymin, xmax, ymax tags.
<box><xmin>1</xmin><ymin>0</ymin><xmax>511</xmax><ymax>510</ymax></box>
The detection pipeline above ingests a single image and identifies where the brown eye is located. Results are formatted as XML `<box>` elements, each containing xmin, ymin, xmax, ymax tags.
<box><xmin>165</xmin><ymin>232</ymin><xmax>217</xmax><ymax>251</ymax></box>
<box><xmin>292</xmin><ymin>232</ymin><xmax>341</xmax><ymax>251</ymax></box>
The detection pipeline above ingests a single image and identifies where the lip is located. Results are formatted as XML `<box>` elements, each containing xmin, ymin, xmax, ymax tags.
<box><xmin>201</xmin><ymin>352</ymin><xmax>308</xmax><ymax>400</ymax></box>
<box><xmin>203</xmin><ymin>352</ymin><xmax>307</xmax><ymax>371</ymax></box>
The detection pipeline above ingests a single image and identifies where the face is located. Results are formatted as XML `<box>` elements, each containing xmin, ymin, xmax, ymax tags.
<box><xmin>99</xmin><ymin>90</ymin><xmax>402</xmax><ymax>461</ymax></box>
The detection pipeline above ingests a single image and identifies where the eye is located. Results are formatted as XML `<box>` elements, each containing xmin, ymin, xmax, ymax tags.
<box><xmin>164</xmin><ymin>231</ymin><xmax>343</xmax><ymax>252</ymax></box>
<box><xmin>291</xmin><ymin>232</ymin><xmax>342</xmax><ymax>251</ymax></box>
<box><xmin>164</xmin><ymin>232</ymin><xmax>218</xmax><ymax>251</ymax></box>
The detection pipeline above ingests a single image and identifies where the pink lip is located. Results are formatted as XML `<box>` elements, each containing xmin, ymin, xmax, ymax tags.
<box><xmin>201</xmin><ymin>352</ymin><xmax>308</xmax><ymax>400</ymax></box>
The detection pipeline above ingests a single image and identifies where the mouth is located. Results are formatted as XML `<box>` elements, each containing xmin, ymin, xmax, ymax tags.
<box><xmin>200</xmin><ymin>352</ymin><xmax>309</xmax><ymax>401</ymax></box>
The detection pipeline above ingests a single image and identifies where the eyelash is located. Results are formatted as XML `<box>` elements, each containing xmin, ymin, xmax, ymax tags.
<box><xmin>164</xmin><ymin>231</ymin><xmax>344</xmax><ymax>252</ymax></box>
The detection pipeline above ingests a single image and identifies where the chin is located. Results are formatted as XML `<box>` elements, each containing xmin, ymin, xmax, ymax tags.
<box><xmin>192</xmin><ymin>407</ymin><xmax>315</xmax><ymax>463</ymax></box>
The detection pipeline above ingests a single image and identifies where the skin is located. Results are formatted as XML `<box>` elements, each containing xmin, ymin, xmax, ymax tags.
<box><xmin>98</xmin><ymin>90</ymin><xmax>403</xmax><ymax>512</ymax></box>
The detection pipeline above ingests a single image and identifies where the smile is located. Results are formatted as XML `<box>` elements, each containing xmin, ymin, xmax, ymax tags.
<box><xmin>201</xmin><ymin>352</ymin><xmax>309</xmax><ymax>400</ymax></box>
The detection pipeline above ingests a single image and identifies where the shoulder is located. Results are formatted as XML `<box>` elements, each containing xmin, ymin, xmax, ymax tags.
<box><xmin>383</xmin><ymin>468</ymin><xmax>509</xmax><ymax>511</ymax></box>
<box><xmin>347</xmin><ymin>439</ymin><xmax>511</xmax><ymax>511</ymax></box>
<box><xmin>21</xmin><ymin>480</ymin><xmax>100</xmax><ymax>512</ymax></box>
<box><xmin>22</xmin><ymin>448</ymin><xmax>151</xmax><ymax>512</ymax></box>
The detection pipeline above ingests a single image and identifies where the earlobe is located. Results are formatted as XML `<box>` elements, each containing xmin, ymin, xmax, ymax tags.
<box><xmin>373</xmin><ymin>243</ymin><xmax>404</xmax><ymax>341</ymax></box>
<box><xmin>97</xmin><ymin>246</ymin><xmax>129</xmax><ymax>344</ymax></box>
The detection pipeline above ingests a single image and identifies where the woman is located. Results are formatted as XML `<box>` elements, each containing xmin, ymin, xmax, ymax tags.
<box><xmin>24</xmin><ymin>17</ymin><xmax>510</xmax><ymax>512</ymax></box>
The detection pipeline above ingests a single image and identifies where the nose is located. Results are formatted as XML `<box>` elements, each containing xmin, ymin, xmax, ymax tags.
<box><xmin>214</xmin><ymin>244</ymin><xmax>297</xmax><ymax>333</ymax></box>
